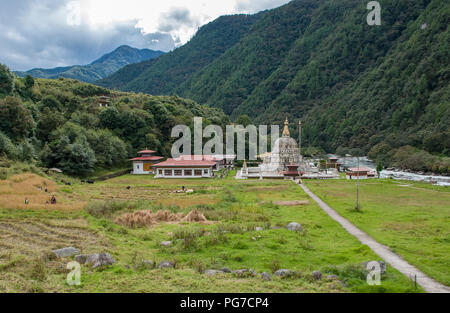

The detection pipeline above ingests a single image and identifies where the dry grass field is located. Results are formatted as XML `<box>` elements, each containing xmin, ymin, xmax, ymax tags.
<box><xmin>0</xmin><ymin>172</ymin><xmax>425</xmax><ymax>293</ymax></box>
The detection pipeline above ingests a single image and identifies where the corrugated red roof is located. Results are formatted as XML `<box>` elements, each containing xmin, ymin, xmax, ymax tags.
<box><xmin>130</xmin><ymin>156</ymin><xmax>164</xmax><ymax>161</ymax></box>
<box><xmin>154</xmin><ymin>158</ymin><xmax>216</xmax><ymax>167</ymax></box>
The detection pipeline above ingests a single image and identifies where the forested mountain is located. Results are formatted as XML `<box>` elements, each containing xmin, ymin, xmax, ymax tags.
<box><xmin>99</xmin><ymin>0</ymin><xmax>449</xmax><ymax>173</ymax></box>
<box><xmin>16</xmin><ymin>45</ymin><xmax>165</xmax><ymax>83</ymax></box>
<box><xmin>97</xmin><ymin>14</ymin><xmax>263</xmax><ymax>93</ymax></box>
<box><xmin>0</xmin><ymin>64</ymin><xmax>228</xmax><ymax>175</ymax></box>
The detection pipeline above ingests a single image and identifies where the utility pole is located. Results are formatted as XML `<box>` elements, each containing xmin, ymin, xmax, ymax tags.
<box><xmin>298</xmin><ymin>120</ymin><xmax>302</xmax><ymax>157</ymax></box>
<box><xmin>356</xmin><ymin>155</ymin><xmax>360</xmax><ymax>210</ymax></box>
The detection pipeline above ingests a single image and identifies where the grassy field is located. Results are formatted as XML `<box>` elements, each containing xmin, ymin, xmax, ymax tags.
<box><xmin>0</xmin><ymin>172</ymin><xmax>422</xmax><ymax>292</ymax></box>
<box><xmin>304</xmin><ymin>179</ymin><xmax>450</xmax><ymax>286</ymax></box>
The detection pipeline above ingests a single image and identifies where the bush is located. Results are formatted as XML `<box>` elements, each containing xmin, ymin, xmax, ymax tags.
<box><xmin>86</xmin><ymin>200</ymin><xmax>131</xmax><ymax>218</ymax></box>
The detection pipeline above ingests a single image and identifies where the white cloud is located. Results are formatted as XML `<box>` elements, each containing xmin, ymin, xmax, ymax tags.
<box><xmin>0</xmin><ymin>0</ymin><xmax>292</xmax><ymax>70</ymax></box>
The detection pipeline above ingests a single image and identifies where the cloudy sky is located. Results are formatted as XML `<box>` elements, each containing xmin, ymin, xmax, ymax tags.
<box><xmin>0</xmin><ymin>0</ymin><xmax>291</xmax><ymax>71</ymax></box>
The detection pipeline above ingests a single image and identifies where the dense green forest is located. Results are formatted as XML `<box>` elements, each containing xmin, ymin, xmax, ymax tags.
<box><xmin>98</xmin><ymin>0</ymin><xmax>449</xmax><ymax>173</ymax></box>
<box><xmin>0</xmin><ymin>64</ymin><xmax>228</xmax><ymax>176</ymax></box>
<box><xmin>97</xmin><ymin>14</ymin><xmax>263</xmax><ymax>94</ymax></box>
<box><xmin>16</xmin><ymin>45</ymin><xmax>164</xmax><ymax>83</ymax></box>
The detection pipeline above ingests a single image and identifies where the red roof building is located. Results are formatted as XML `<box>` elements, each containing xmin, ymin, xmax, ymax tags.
<box><xmin>131</xmin><ymin>150</ymin><xmax>164</xmax><ymax>175</ymax></box>
<box><xmin>154</xmin><ymin>156</ymin><xmax>218</xmax><ymax>178</ymax></box>
<box><xmin>346</xmin><ymin>167</ymin><xmax>372</xmax><ymax>180</ymax></box>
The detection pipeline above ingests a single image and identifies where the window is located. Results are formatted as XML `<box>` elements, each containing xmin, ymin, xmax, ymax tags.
<box><xmin>164</xmin><ymin>170</ymin><xmax>172</xmax><ymax>176</ymax></box>
<box><xmin>194</xmin><ymin>170</ymin><xmax>202</xmax><ymax>176</ymax></box>
<box><xmin>204</xmin><ymin>169</ymin><xmax>208</xmax><ymax>175</ymax></box>
<box><xmin>158</xmin><ymin>170</ymin><xmax>163</xmax><ymax>175</ymax></box>
<box><xmin>174</xmin><ymin>170</ymin><xmax>182</xmax><ymax>176</ymax></box>
<box><xmin>184</xmin><ymin>170</ymin><xmax>192</xmax><ymax>176</ymax></box>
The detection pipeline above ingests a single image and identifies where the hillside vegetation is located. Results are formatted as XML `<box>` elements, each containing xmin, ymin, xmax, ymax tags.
<box><xmin>98</xmin><ymin>14</ymin><xmax>262</xmax><ymax>94</ymax></box>
<box><xmin>99</xmin><ymin>0</ymin><xmax>449</xmax><ymax>173</ymax></box>
<box><xmin>16</xmin><ymin>46</ymin><xmax>165</xmax><ymax>83</ymax></box>
<box><xmin>0</xmin><ymin>65</ymin><xmax>228</xmax><ymax>176</ymax></box>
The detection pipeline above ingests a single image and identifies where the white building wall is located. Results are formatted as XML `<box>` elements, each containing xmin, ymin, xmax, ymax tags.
<box><xmin>132</xmin><ymin>162</ymin><xmax>151</xmax><ymax>175</ymax></box>
<box><xmin>155</xmin><ymin>168</ymin><xmax>213</xmax><ymax>178</ymax></box>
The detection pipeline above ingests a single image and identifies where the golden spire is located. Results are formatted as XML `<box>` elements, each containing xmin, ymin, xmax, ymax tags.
<box><xmin>282</xmin><ymin>117</ymin><xmax>290</xmax><ymax>137</ymax></box>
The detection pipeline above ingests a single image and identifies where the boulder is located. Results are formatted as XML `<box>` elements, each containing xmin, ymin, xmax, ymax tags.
<box><xmin>160</xmin><ymin>241</ymin><xmax>172</xmax><ymax>247</ymax></box>
<box><xmin>157</xmin><ymin>260</ymin><xmax>174</xmax><ymax>269</ymax></box>
<box><xmin>233</xmin><ymin>269</ymin><xmax>249</xmax><ymax>276</ymax></box>
<box><xmin>52</xmin><ymin>247</ymin><xmax>80</xmax><ymax>258</ymax></box>
<box><xmin>287</xmin><ymin>223</ymin><xmax>302</xmax><ymax>232</ymax></box>
<box><xmin>255</xmin><ymin>227</ymin><xmax>264</xmax><ymax>231</ymax></box>
<box><xmin>274</xmin><ymin>269</ymin><xmax>292</xmax><ymax>277</ymax></box>
<box><xmin>270</xmin><ymin>226</ymin><xmax>281</xmax><ymax>230</ymax></box>
<box><xmin>261</xmin><ymin>272</ymin><xmax>272</xmax><ymax>281</ymax></box>
<box><xmin>327</xmin><ymin>274</ymin><xmax>339</xmax><ymax>281</ymax></box>
<box><xmin>205</xmin><ymin>270</ymin><xmax>221</xmax><ymax>276</ymax></box>
<box><xmin>74</xmin><ymin>254</ymin><xmax>89</xmax><ymax>264</ymax></box>
<box><xmin>220</xmin><ymin>267</ymin><xmax>232</xmax><ymax>273</ymax></box>
<box><xmin>312</xmin><ymin>270</ymin><xmax>322</xmax><ymax>281</ymax></box>
<box><xmin>86</xmin><ymin>253</ymin><xmax>115</xmax><ymax>269</ymax></box>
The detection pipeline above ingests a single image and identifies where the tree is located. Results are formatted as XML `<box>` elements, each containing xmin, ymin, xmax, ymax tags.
<box><xmin>376</xmin><ymin>162</ymin><xmax>383</xmax><ymax>178</ymax></box>
<box><xmin>0</xmin><ymin>131</ymin><xmax>18</xmax><ymax>159</ymax></box>
<box><xmin>37</xmin><ymin>107</ymin><xmax>66</xmax><ymax>143</ymax></box>
<box><xmin>40</xmin><ymin>95</ymin><xmax>62</xmax><ymax>111</ymax></box>
<box><xmin>0</xmin><ymin>64</ymin><xmax>14</xmax><ymax>95</ymax></box>
<box><xmin>0</xmin><ymin>97</ymin><xmax>35</xmax><ymax>140</ymax></box>
<box><xmin>235</xmin><ymin>114</ymin><xmax>252</xmax><ymax>127</ymax></box>
<box><xmin>24</xmin><ymin>75</ymin><xmax>35</xmax><ymax>90</ymax></box>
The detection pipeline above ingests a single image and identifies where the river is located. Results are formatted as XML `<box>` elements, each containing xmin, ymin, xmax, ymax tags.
<box><xmin>331</xmin><ymin>156</ymin><xmax>450</xmax><ymax>186</ymax></box>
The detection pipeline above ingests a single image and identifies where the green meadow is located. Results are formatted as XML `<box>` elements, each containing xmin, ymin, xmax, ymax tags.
<box><xmin>305</xmin><ymin>179</ymin><xmax>450</xmax><ymax>286</ymax></box>
<box><xmin>0</xmin><ymin>172</ymin><xmax>422</xmax><ymax>292</ymax></box>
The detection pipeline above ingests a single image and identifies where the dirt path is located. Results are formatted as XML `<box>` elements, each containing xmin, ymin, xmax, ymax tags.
<box><xmin>299</xmin><ymin>183</ymin><xmax>450</xmax><ymax>293</ymax></box>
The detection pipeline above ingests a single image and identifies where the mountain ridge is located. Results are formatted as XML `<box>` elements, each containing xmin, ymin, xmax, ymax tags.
<box><xmin>16</xmin><ymin>45</ymin><xmax>165</xmax><ymax>83</ymax></box>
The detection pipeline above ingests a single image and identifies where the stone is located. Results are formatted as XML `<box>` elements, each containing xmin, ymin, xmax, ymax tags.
<box><xmin>312</xmin><ymin>270</ymin><xmax>322</xmax><ymax>281</ymax></box>
<box><xmin>287</xmin><ymin>222</ymin><xmax>302</xmax><ymax>232</ymax></box>
<box><xmin>327</xmin><ymin>274</ymin><xmax>339</xmax><ymax>281</ymax></box>
<box><xmin>261</xmin><ymin>272</ymin><xmax>272</xmax><ymax>281</ymax></box>
<box><xmin>205</xmin><ymin>270</ymin><xmax>221</xmax><ymax>276</ymax></box>
<box><xmin>220</xmin><ymin>267</ymin><xmax>232</xmax><ymax>273</ymax></box>
<box><xmin>255</xmin><ymin>227</ymin><xmax>264</xmax><ymax>231</ymax></box>
<box><xmin>271</xmin><ymin>226</ymin><xmax>281</xmax><ymax>230</ymax></box>
<box><xmin>274</xmin><ymin>269</ymin><xmax>292</xmax><ymax>277</ymax></box>
<box><xmin>363</xmin><ymin>261</ymin><xmax>387</xmax><ymax>274</ymax></box>
<box><xmin>249</xmin><ymin>269</ymin><xmax>257</xmax><ymax>276</ymax></box>
<box><xmin>52</xmin><ymin>247</ymin><xmax>80</xmax><ymax>258</ymax></box>
<box><xmin>233</xmin><ymin>269</ymin><xmax>249</xmax><ymax>276</ymax></box>
<box><xmin>86</xmin><ymin>253</ymin><xmax>115</xmax><ymax>269</ymax></box>
<box><xmin>74</xmin><ymin>254</ymin><xmax>89</xmax><ymax>264</ymax></box>
<box><xmin>186</xmin><ymin>189</ymin><xmax>194</xmax><ymax>194</ymax></box>
<box><xmin>157</xmin><ymin>260</ymin><xmax>174</xmax><ymax>269</ymax></box>
<box><xmin>160</xmin><ymin>241</ymin><xmax>172</xmax><ymax>247</ymax></box>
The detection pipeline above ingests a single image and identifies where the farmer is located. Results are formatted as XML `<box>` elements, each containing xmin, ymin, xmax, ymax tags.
<box><xmin>25</xmin><ymin>198</ymin><xmax>29</xmax><ymax>205</ymax></box>
<box><xmin>51</xmin><ymin>196</ymin><xmax>57</xmax><ymax>205</ymax></box>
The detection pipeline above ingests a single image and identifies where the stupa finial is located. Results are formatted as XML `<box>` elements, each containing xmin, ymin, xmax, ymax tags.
<box><xmin>282</xmin><ymin>117</ymin><xmax>290</xmax><ymax>137</ymax></box>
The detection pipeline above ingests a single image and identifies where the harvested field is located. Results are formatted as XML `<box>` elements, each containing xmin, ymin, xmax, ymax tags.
<box><xmin>115</xmin><ymin>209</ymin><xmax>211</xmax><ymax>228</ymax></box>
<box><xmin>0</xmin><ymin>174</ymin><xmax>85</xmax><ymax>211</ymax></box>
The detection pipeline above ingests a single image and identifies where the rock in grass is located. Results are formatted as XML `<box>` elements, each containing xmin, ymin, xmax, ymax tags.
<box><xmin>220</xmin><ymin>267</ymin><xmax>232</xmax><ymax>273</ymax></box>
<box><xmin>261</xmin><ymin>272</ymin><xmax>272</xmax><ymax>281</ymax></box>
<box><xmin>157</xmin><ymin>260</ymin><xmax>174</xmax><ymax>269</ymax></box>
<box><xmin>327</xmin><ymin>274</ymin><xmax>339</xmax><ymax>281</ymax></box>
<box><xmin>274</xmin><ymin>269</ymin><xmax>292</xmax><ymax>277</ymax></box>
<box><xmin>287</xmin><ymin>222</ymin><xmax>302</xmax><ymax>232</ymax></box>
<box><xmin>160</xmin><ymin>241</ymin><xmax>172</xmax><ymax>247</ymax></box>
<box><xmin>74</xmin><ymin>255</ymin><xmax>89</xmax><ymax>264</ymax></box>
<box><xmin>363</xmin><ymin>261</ymin><xmax>387</xmax><ymax>274</ymax></box>
<box><xmin>86</xmin><ymin>253</ymin><xmax>116</xmax><ymax>269</ymax></box>
<box><xmin>233</xmin><ymin>269</ymin><xmax>249</xmax><ymax>276</ymax></box>
<box><xmin>205</xmin><ymin>270</ymin><xmax>221</xmax><ymax>276</ymax></box>
<box><xmin>312</xmin><ymin>271</ymin><xmax>322</xmax><ymax>280</ymax></box>
<box><xmin>255</xmin><ymin>227</ymin><xmax>264</xmax><ymax>231</ymax></box>
<box><xmin>52</xmin><ymin>247</ymin><xmax>80</xmax><ymax>258</ymax></box>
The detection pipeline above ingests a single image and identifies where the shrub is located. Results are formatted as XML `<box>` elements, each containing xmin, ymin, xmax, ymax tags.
<box><xmin>86</xmin><ymin>200</ymin><xmax>130</xmax><ymax>218</ymax></box>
